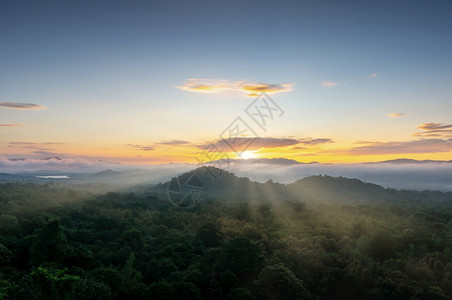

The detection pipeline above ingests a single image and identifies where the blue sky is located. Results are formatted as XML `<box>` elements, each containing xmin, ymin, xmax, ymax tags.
<box><xmin>1</xmin><ymin>0</ymin><xmax>452</xmax><ymax>168</ymax></box>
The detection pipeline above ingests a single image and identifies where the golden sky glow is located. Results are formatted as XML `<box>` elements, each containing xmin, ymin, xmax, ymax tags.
<box><xmin>1</xmin><ymin>1</ymin><xmax>452</xmax><ymax>172</ymax></box>
<box><xmin>2</xmin><ymin>97</ymin><xmax>452</xmax><ymax>168</ymax></box>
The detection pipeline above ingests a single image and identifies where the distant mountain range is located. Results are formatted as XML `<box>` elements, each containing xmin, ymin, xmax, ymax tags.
<box><xmin>209</xmin><ymin>157</ymin><xmax>452</xmax><ymax>166</ymax></box>
<box><xmin>0</xmin><ymin>168</ymin><xmax>180</xmax><ymax>189</ymax></box>
<box><xmin>152</xmin><ymin>166</ymin><xmax>452</xmax><ymax>207</ymax></box>
<box><xmin>0</xmin><ymin>173</ymin><xmax>38</xmax><ymax>182</ymax></box>
<box><xmin>209</xmin><ymin>157</ymin><xmax>319</xmax><ymax>166</ymax></box>
<box><xmin>4</xmin><ymin>156</ymin><xmax>451</xmax><ymax>170</ymax></box>
<box><xmin>2</xmin><ymin>157</ymin><xmax>452</xmax><ymax>192</ymax></box>
<box><xmin>8</xmin><ymin>156</ymin><xmax>63</xmax><ymax>162</ymax></box>
<box><xmin>365</xmin><ymin>158</ymin><xmax>452</xmax><ymax>164</ymax></box>
<box><xmin>2</xmin><ymin>164</ymin><xmax>452</xmax><ymax>206</ymax></box>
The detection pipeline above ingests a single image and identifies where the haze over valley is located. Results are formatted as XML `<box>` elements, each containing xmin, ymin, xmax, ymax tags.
<box><xmin>1</xmin><ymin>1</ymin><xmax>452</xmax><ymax>299</ymax></box>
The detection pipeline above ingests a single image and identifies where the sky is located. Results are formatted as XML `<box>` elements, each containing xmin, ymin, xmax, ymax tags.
<box><xmin>1</xmin><ymin>0</ymin><xmax>452</xmax><ymax>171</ymax></box>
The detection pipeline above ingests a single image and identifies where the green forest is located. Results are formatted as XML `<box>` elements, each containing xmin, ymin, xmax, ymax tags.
<box><xmin>0</xmin><ymin>168</ymin><xmax>451</xmax><ymax>299</ymax></box>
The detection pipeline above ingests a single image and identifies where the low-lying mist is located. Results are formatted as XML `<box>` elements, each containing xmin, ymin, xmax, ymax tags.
<box><xmin>224</xmin><ymin>161</ymin><xmax>452</xmax><ymax>192</ymax></box>
<box><xmin>3</xmin><ymin>155</ymin><xmax>452</xmax><ymax>192</ymax></box>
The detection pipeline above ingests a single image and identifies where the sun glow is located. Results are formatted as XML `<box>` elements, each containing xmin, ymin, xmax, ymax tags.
<box><xmin>239</xmin><ymin>150</ymin><xmax>259</xmax><ymax>160</ymax></box>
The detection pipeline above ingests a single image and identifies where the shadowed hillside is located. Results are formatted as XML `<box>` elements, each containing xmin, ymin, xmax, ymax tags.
<box><xmin>1</xmin><ymin>167</ymin><xmax>452</xmax><ymax>299</ymax></box>
<box><xmin>152</xmin><ymin>167</ymin><xmax>452</xmax><ymax>208</ymax></box>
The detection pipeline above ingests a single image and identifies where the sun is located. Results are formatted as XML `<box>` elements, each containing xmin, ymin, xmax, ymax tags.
<box><xmin>239</xmin><ymin>150</ymin><xmax>259</xmax><ymax>160</ymax></box>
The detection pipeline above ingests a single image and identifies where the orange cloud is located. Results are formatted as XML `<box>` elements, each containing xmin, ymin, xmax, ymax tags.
<box><xmin>417</xmin><ymin>123</ymin><xmax>452</xmax><ymax>130</ymax></box>
<box><xmin>0</xmin><ymin>102</ymin><xmax>46</xmax><ymax>110</ymax></box>
<box><xmin>177</xmin><ymin>78</ymin><xmax>293</xmax><ymax>97</ymax></box>
<box><xmin>126</xmin><ymin>144</ymin><xmax>154</xmax><ymax>151</ymax></box>
<box><xmin>387</xmin><ymin>112</ymin><xmax>406</xmax><ymax>118</ymax></box>
<box><xmin>412</xmin><ymin>122</ymin><xmax>452</xmax><ymax>138</ymax></box>
<box><xmin>299</xmin><ymin>138</ymin><xmax>333</xmax><ymax>146</ymax></box>
<box><xmin>199</xmin><ymin>137</ymin><xmax>300</xmax><ymax>152</ymax></box>
<box><xmin>198</xmin><ymin>137</ymin><xmax>332</xmax><ymax>153</ymax></box>
<box><xmin>344</xmin><ymin>139</ymin><xmax>452</xmax><ymax>155</ymax></box>
<box><xmin>241</xmin><ymin>83</ymin><xmax>293</xmax><ymax>94</ymax></box>
<box><xmin>158</xmin><ymin>140</ymin><xmax>190</xmax><ymax>145</ymax></box>
<box><xmin>10</xmin><ymin>141</ymin><xmax>63</xmax><ymax>145</ymax></box>
<box><xmin>0</xmin><ymin>123</ymin><xmax>23</xmax><ymax>127</ymax></box>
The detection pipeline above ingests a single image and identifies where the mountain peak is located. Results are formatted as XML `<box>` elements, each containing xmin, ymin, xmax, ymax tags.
<box><xmin>366</xmin><ymin>158</ymin><xmax>452</xmax><ymax>164</ymax></box>
<box><xmin>92</xmin><ymin>169</ymin><xmax>119</xmax><ymax>176</ymax></box>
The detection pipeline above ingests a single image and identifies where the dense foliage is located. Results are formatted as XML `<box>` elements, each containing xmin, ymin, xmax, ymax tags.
<box><xmin>0</xmin><ymin>171</ymin><xmax>452</xmax><ymax>299</ymax></box>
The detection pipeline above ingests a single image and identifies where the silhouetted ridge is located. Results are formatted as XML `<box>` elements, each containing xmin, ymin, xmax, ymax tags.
<box><xmin>150</xmin><ymin>167</ymin><xmax>452</xmax><ymax>206</ymax></box>
<box><xmin>366</xmin><ymin>158</ymin><xmax>452</xmax><ymax>164</ymax></box>
<box><xmin>92</xmin><ymin>169</ymin><xmax>119</xmax><ymax>177</ymax></box>
<box><xmin>209</xmin><ymin>157</ymin><xmax>302</xmax><ymax>166</ymax></box>
<box><xmin>153</xmin><ymin>167</ymin><xmax>452</xmax><ymax>207</ymax></box>
<box><xmin>287</xmin><ymin>175</ymin><xmax>387</xmax><ymax>204</ymax></box>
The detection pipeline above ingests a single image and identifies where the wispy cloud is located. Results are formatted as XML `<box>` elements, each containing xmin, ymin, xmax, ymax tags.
<box><xmin>158</xmin><ymin>140</ymin><xmax>190</xmax><ymax>145</ymax></box>
<box><xmin>353</xmin><ymin>140</ymin><xmax>374</xmax><ymax>145</ymax></box>
<box><xmin>32</xmin><ymin>151</ymin><xmax>62</xmax><ymax>156</ymax></box>
<box><xmin>320</xmin><ymin>81</ymin><xmax>339</xmax><ymax>88</ymax></box>
<box><xmin>8</xmin><ymin>142</ymin><xmax>63</xmax><ymax>152</ymax></box>
<box><xmin>0</xmin><ymin>124</ymin><xmax>23</xmax><ymax>127</ymax></box>
<box><xmin>387</xmin><ymin>112</ymin><xmax>406</xmax><ymax>118</ymax></box>
<box><xmin>10</xmin><ymin>142</ymin><xmax>36</xmax><ymax>145</ymax></box>
<box><xmin>417</xmin><ymin>123</ymin><xmax>452</xmax><ymax>130</ymax></box>
<box><xmin>299</xmin><ymin>138</ymin><xmax>333</xmax><ymax>146</ymax></box>
<box><xmin>321</xmin><ymin>73</ymin><xmax>377</xmax><ymax>89</ymax></box>
<box><xmin>176</xmin><ymin>78</ymin><xmax>293</xmax><ymax>97</ymax></box>
<box><xmin>0</xmin><ymin>156</ymin><xmax>123</xmax><ymax>172</ymax></box>
<box><xmin>10</xmin><ymin>141</ymin><xmax>63</xmax><ymax>145</ymax></box>
<box><xmin>0</xmin><ymin>102</ymin><xmax>46</xmax><ymax>110</ymax></box>
<box><xmin>412</xmin><ymin>122</ymin><xmax>452</xmax><ymax>138</ymax></box>
<box><xmin>199</xmin><ymin>137</ymin><xmax>300</xmax><ymax>152</ymax></box>
<box><xmin>345</xmin><ymin>139</ymin><xmax>452</xmax><ymax>155</ymax></box>
<box><xmin>126</xmin><ymin>144</ymin><xmax>154</xmax><ymax>151</ymax></box>
<box><xmin>198</xmin><ymin>137</ymin><xmax>333</xmax><ymax>152</ymax></box>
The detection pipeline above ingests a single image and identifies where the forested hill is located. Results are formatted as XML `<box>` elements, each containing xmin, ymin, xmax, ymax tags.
<box><xmin>1</xmin><ymin>168</ymin><xmax>452</xmax><ymax>299</ymax></box>
<box><xmin>153</xmin><ymin>166</ymin><xmax>452</xmax><ymax>207</ymax></box>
